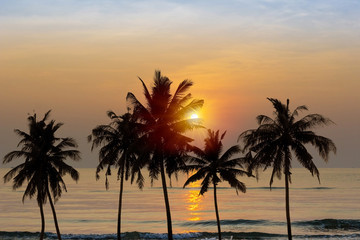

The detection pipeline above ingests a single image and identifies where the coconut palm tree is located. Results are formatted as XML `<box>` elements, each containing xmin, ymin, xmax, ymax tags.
<box><xmin>183</xmin><ymin>129</ymin><xmax>250</xmax><ymax>240</ymax></box>
<box><xmin>88</xmin><ymin>111</ymin><xmax>144</xmax><ymax>240</ymax></box>
<box><xmin>239</xmin><ymin>98</ymin><xmax>336</xmax><ymax>240</ymax></box>
<box><xmin>3</xmin><ymin>111</ymin><xmax>80</xmax><ymax>240</ymax></box>
<box><xmin>127</xmin><ymin>70</ymin><xmax>204</xmax><ymax>240</ymax></box>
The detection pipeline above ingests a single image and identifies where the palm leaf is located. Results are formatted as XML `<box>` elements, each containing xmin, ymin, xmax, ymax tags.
<box><xmin>3</xmin><ymin>163</ymin><xmax>26</xmax><ymax>183</ymax></box>
<box><xmin>219</xmin><ymin>169</ymin><xmax>246</xmax><ymax>194</ymax></box>
<box><xmin>3</xmin><ymin>151</ymin><xmax>31</xmax><ymax>163</ymax></box>
<box><xmin>219</xmin><ymin>145</ymin><xmax>241</xmax><ymax>162</ymax></box>
<box><xmin>256</xmin><ymin>115</ymin><xmax>275</xmax><ymax>125</ymax></box>
<box><xmin>199</xmin><ymin>174</ymin><xmax>211</xmax><ymax>195</ymax></box>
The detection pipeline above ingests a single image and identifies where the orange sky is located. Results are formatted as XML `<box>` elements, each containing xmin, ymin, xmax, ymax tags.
<box><xmin>1</xmin><ymin>1</ymin><xmax>359</xmax><ymax>168</ymax></box>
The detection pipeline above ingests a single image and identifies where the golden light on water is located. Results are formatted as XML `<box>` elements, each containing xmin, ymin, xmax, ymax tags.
<box><xmin>189</xmin><ymin>216</ymin><xmax>201</xmax><ymax>222</ymax></box>
<box><xmin>186</xmin><ymin>180</ymin><xmax>203</xmax><ymax>221</ymax></box>
<box><xmin>188</xmin><ymin>191</ymin><xmax>200</xmax><ymax>210</ymax></box>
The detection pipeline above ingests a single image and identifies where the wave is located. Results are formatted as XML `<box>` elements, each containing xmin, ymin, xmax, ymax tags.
<box><xmin>181</xmin><ymin>218</ymin><xmax>360</xmax><ymax>231</ymax></box>
<box><xmin>247</xmin><ymin>187</ymin><xmax>334</xmax><ymax>190</ymax></box>
<box><xmin>305</xmin><ymin>187</ymin><xmax>333</xmax><ymax>190</ymax></box>
<box><xmin>294</xmin><ymin>219</ymin><xmax>360</xmax><ymax>231</ymax></box>
<box><xmin>1</xmin><ymin>219</ymin><xmax>359</xmax><ymax>239</ymax></box>
<box><xmin>1</xmin><ymin>231</ymin><xmax>359</xmax><ymax>239</ymax></box>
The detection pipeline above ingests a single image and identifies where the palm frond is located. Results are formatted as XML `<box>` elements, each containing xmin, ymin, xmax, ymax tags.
<box><xmin>173</xmin><ymin>80</ymin><xmax>193</xmax><ymax>101</ymax></box>
<box><xmin>293</xmin><ymin>114</ymin><xmax>334</xmax><ymax>132</ymax></box>
<box><xmin>220</xmin><ymin>145</ymin><xmax>241</xmax><ymax>162</ymax></box>
<box><xmin>3</xmin><ymin>151</ymin><xmax>30</xmax><ymax>163</ymax></box>
<box><xmin>218</xmin><ymin>169</ymin><xmax>246</xmax><ymax>194</ymax></box>
<box><xmin>290</xmin><ymin>140</ymin><xmax>320</xmax><ymax>181</ymax></box>
<box><xmin>187</xmin><ymin>153</ymin><xmax>208</xmax><ymax>165</ymax></box>
<box><xmin>171</xmin><ymin>119</ymin><xmax>204</xmax><ymax>133</ymax></box>
<box><xmin>291</xmin><ymin>105</ymin><xmax>308</xmax><ymax>117</ymax></box>
<box><xmin>138</xmin><ymin>76</ymin><xmax>152</xmax><ymax>105</ymax></box>
<box><xmin>180</xmin><ymin>164</ymin><xmax>202</xmax><ymax>173</ymax></box>
<box><xmin>56</xmin><ymin>138</ymin><xmax>78</xmax><ymax>149</ymax></box>
<box><xmin>183</xmin><ymin>168</ymin><xmax>208</xmax><ymax>188</ymax></box>
<box><xmin>22</xmin><ymin>173</ymin><xmax>40</xmax><ymax>203</ymax></box>
<box><xmin>42</xmin><ymin>110</ymin><xmax>52</xmax><ymax>122</ymax></box>
<box><xmin>221</xmin><ymin>158</ymin><xmax>245</xmax><ymax>169</ymax></box>
<box><xmin>267</xmin><ymin>98</ymin><xmax>288</xmax><ymax>116</ymax></box>
<box><xmin>56</xmin><ymin>150</ymin><xmax>81</xmax><ymax>161</ymax></box>
<box><xmin>173</xmin><ymin>99</ymin><xmax>204</xmax><ymax>121</ymax></box>
<box><xmin>269</xmin><ymin>148</ymin><xmax>284</xmax><ymax>188</ymax></box>
<box><xmin>126</xmin><ymin>92</ymin><xmax>154</xmax><ymax>124</ymax></box>
<box><xmin>256</xmin><ymin>115</ymin><xmax>275</xmax><ymax>125</ymax></box>
<box><xmin>199</xmin><ymin>174</ymin><xmax>211</xmax><ymax>195</ymax></box>
<box><xmin>176</xmin><ymin>93</ymin><xmax>192</xmax><ymax>108</ymax></box>
<box><xmin>169</xmin><ymin>79</ymin><xmax>193</xmax><ymax>111</ymax></box>
<box><xmin>310</xmin><ymin>135</ymin><xmax>337</xmax><ymax>162</ymax></box>
<box><xmin>51</xmin><ymin>122</ymin><xmax>64</xmax><ymax>134</ymax></box>
<box><xmin>3</xmin><ymin>163</ymin><xmax>26</xmax><ymax>183</ymax></box>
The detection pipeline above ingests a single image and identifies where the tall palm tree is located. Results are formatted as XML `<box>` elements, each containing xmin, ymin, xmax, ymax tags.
<box><xmin>127</xmin><ymin>70</ymin><xmax>204</xmax><ymax>240</ymax></box>
<box><xmin>3</xmin><ymin>111</ymin><xmax>80</xmax><ymax>240</ymax></box>
<box><xmin>88</xmin><ymin>111</ymin><xmax>144</xmax><ymax>240</ymax></box>
<box><xmin>183</xmin><ymin>129</ymin><xmax>250</xmax><ymax>240</ymax></box>
<box><xmin>239</xmin><ymin>98</ymin><xmax>336</xmax><ymax>240</ymax></box>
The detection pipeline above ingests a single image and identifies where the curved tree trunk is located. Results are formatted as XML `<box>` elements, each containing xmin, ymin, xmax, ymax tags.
<box><xmin>117</xmin><ymin>165</ymin><xmax>125</xmax><ymax>240</ymax></box>
<box><xmin>285</xmin><ymin>172</ymin><xmax>292</xmax><ymax>240</ymax></box>
<box><xmin>160</xmin><ymin>159</ymin><xmax>173</xmax><ymax>240</ymax></box>
<box><xmin>39</xmin><ymin>202</ymin><xmax>45</xmax><ymax>240</ymax></box>
<box><xmin>213</xmin><ymin>183</ymin><xmax>222</xmax><ymax>240</ymax></box>
<box><xmin>47</xmin><ymin>188</ymin><xmax>62</xmax><ymax>240</ymax></box>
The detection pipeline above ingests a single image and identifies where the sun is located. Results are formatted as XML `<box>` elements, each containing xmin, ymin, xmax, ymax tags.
<box><xmin>190</xmin><ymin>113</ymin><xmax>199</xmax><ymax>119</ymax></box>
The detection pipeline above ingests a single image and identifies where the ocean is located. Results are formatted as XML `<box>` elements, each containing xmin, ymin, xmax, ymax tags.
<box><xmin>0</xmin><ymin>168</ymin><xmax>359</xmax><ymax>239</ymax></box>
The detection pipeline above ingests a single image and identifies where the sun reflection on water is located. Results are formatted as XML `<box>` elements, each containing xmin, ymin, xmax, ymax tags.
<box><xmin>186</xmin><ymin>181</ymin><xmax>203</xmax><ymax>221</ymax></box>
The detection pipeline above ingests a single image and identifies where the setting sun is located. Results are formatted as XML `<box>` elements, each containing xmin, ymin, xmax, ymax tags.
<box><xmin>190</xmin><ymin>113</ymin><xmax>199</xmax><ymax>119</ymax></box>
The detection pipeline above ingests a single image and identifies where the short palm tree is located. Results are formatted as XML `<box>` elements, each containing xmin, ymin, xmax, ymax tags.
<box><xmin>184</xmin><ymin>129</ymin><xmax>250</xmax><ymax>240</ymax></box>
<box><xmin>127</xmin><ymin>70</ymin><xmax>204</xmax><ymax>240</ymax></box>
<box><xmin>88</xmin><ymin>111</ymin><xmax>144</xmax><ymax>240</ymax></box>
<box><xmin>239</xmin><ymin>98</ymin><xmax>336</xmax><ymax>240</ymax></box>
<box><xmin>3</xmin><ymin>111</ymin><xmax>80</xmax><ymax>240</ymax></box>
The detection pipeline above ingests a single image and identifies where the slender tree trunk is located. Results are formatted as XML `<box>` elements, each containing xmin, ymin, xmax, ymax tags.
<box><xmin>285</xmin><ymin>172</ymin><xmax>292</xmax><ymax>240</ymax></box>
<box><xmin>47</xmin><ymin>188</ymin><xmax>62</xmax><ymax>240</ymax></box>
<box><xmin>213</xmin><ymin>183</ymin><xmax>222</xmax><ymax>240</ymax></box>
<box><xmin>39</xmin><ymin>202</ymin><xmax>45</xmax><ymax>240</ymax></box>
<box><xmin>117</xmin><ymin>166</ymin><xmax>125</xmax><ymax>240</ymax></box>
<box><xmin>160</xmin><ymin>159</ymin><xmax>173</xmax><ymax>240</ymax></box>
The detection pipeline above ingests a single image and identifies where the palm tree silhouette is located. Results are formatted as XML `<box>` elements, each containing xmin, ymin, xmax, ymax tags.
<box><xmin>3</xmin><ymin>111</ymin><xmax>80</xmax><ymax>240</ymax></box>
<box><xmin>127</xmin><ymin>70</ymin><xmax>204</xmax><ymax>240</ymax></box>
<box><xmin>88</xmin><ymin>111</ymin><xmax>144</xmax><ymax>240</ymax></box>
<box><xmin>239</xmin><ymin>98</ymin><xmax>336</xmax><ymax>240</ymax></box>
<box><xmin>183</xmin><ymin>129</ymin><xmax>250</xmax><ymax>240</ymax></box>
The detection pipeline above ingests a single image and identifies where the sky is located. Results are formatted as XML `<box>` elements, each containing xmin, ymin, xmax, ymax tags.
<box><xmin>0</xmin><ymin>0</ymin><xmax>359</xmax><ymax>169</ymax></box>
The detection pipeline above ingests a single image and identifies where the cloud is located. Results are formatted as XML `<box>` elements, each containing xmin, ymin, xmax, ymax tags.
<box><xmin>1</xmin><ymin>0</ymin><xmax>359</xmax><ymax>44</ymax></box>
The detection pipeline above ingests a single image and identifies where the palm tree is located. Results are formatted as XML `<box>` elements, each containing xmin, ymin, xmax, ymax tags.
<box><xmin>3</xmin><ymin>110</ymin><xmax>80</xmax><ymax>240</ymax></box>
<box><xmin>88</xmin><ymin>111</ymin><xmax>144</xmax><ymax>240</ymax></box>
<box><xmin>183</xmin><ymin>129</ymin><xmax>250</xmax><ymax>240</ymax></box>
<box><xmin>127</xmin><ymin>70</ymin><xmax>204</xmax><ymax>240</ymax></box>
<box><xmin>239</xmin><ymin>98</ymin><xmax>336</xmax><ymax>240</ymax></box>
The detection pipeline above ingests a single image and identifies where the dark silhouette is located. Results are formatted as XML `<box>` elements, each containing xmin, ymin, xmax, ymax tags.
<box><xmin>184</xmin><ymin>129</ymin><xmax>250</xmax><ymax>240</ymax></box>
<box><xmin>3</xmin><ymin>111</ymin><xmax>80</xmax><ymax>240</ymax></box>
<box><xmin>239</xmin><ymin>98</ymin><xmax>336</xmax><ymax>240</ymax></box>
<box><xmin>88</xmin><ymin>111</ymin><xmax>144</xmax><ymax>240</ymax></box>
<box><xmin>127</xmin><ymin>70</ymin><xmax>204</xmax><ymax>240</ymax></box>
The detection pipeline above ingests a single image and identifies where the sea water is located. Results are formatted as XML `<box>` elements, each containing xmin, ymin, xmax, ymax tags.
<box><xmin>0</xmin><ymin>168</ymin><xmax>359</xmax><ymax>239</ymax></box>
